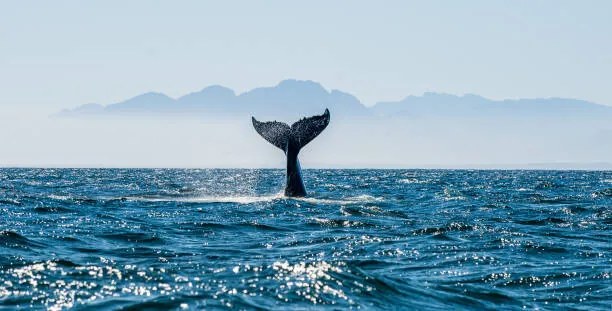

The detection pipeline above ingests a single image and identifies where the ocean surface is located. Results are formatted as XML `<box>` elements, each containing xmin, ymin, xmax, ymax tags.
<box><xmin>0</xmin><ymin>169</ymin><xmax>610</xmax><ymax>310</ymax></box>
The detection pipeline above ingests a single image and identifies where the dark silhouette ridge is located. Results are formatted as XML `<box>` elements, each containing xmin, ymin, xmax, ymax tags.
<box><xmin>58</xmin><ymin>79</ymin><xmax>612</xmax><ymax>120</ymax></box>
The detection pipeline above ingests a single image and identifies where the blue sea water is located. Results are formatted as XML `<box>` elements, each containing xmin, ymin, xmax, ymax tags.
<box><xmin>0</xmin><ymin>169</ymin><xmax>610</xmax><ymax>310</ymax></box>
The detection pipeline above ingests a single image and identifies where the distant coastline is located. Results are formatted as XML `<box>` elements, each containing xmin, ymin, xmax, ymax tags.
<box><xmin>58</xmin><ymin>79</ymin><xmax>612</xmax><ymax>120</ymax></box>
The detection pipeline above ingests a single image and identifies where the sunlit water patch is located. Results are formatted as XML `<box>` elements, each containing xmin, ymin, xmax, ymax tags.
<box><xmin>0</xmin><ymin>169</ymin><xmax>610</xmax><ymax>310</ymax></box>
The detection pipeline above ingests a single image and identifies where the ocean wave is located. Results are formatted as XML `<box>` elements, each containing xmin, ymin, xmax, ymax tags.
<box><xmin>308</xmin><ymin>217</ymin><xmax>377</xmax><ymax>228</ymax></box>
<box><xmin>33</xmin><ymin>205</ymin><xmax>74</xmax><ymax>213</ymax></box>
<box><xmin>0</xmin><ymin>231</ymin><xmax>42</xmax><ymax>249</ymax></box>
<box><xmin>118</xmin><ymin>193</ymin><xmax>385</xmax><ymax>206</ymax></box>
<box><xmin>515</xmin><ymin>217</ymin><xmax>568</xmax><ymax>226</ymax></box>
<box><xmin>122</xmin><ymin>194</ymin><xmax>283</xmax><ymax>204</ymax></box>
<box><xmin>97</xmin><ymin>232</ymin><xmax>164</xmax><ymax>244</ymax></box>
<box><xmin>592</xmin><ymin>188</ymin><xmax>612</xmax><ymax>198</ymax></box>
<box><xmin>412</xmin><ymin>222</ymin><xmax>477</xmax><ymax>235</ymax></box>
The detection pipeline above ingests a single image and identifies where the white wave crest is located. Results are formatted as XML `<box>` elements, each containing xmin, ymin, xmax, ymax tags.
<box><xmin>124</xmin><ymin>194</ymin><xmax>283</xmax><ymax>204</ymax></box>
<box><xmin>121</xmin><ymin>193</ymin><xmax>383</xmax><ymax>205</ymax></box>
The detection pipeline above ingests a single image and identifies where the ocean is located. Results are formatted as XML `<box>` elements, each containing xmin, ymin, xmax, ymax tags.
<box><xmin>0</xmin><ymin>169</ymin><xmax>610</xmax><ymax>310</ymax></box>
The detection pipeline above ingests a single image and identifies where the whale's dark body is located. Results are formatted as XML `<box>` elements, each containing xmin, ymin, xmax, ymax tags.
<box><xmin>252</xmin><ymin>109</ymin><xmax>330</xmax><ymax>197</ymax></box>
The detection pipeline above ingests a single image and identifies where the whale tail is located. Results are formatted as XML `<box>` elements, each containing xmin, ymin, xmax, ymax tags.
<box><xmin>252</xmin><ymin>109</ymin><xmax>330</xmax><ymax>197</ymax></box>
<box><xmin>252</xmin><ymin>108</ymin><xmax>330</xmax><ymax>153</ymax></box>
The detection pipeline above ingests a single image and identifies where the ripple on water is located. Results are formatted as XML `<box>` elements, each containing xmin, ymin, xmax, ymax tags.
<box><xmin>0</xmin><ymin>231</ymin><xmax>42</xmax><ymax>250</ymax></box>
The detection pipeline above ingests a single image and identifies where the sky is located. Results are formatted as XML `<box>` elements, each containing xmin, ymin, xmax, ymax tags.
<box><xmin>1</xmin><ymin>0</ymin><xmax>612</xmax><ymax>115</ymax></box>
<box><xmin>0</xmin><ymin>1</ymin><xmax>611</xmax><ymax>168</ymax></box>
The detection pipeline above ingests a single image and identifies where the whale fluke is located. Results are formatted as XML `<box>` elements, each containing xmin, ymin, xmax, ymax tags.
<box><xmin>251</xmin><ymin>119</ymin><xmax>290</xmax><ymax>152</ymax></box>
<box><xmin>290</xmin><ymin>109</ymin><xmax>331</xmax><ymax>149</ymax></box>
<box><xmin>252</xmin><ymin>109</ymin><xmax>330</xmax><ymax>153</ymax></box>
<box><xmin>252</xmin><ymin>109</ymin><xmax>330</xmax><ymax>197</ymax></box>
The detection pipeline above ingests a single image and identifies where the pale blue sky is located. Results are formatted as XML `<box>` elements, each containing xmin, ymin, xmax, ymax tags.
<box><xmin>1</xmin><ymin>0</ymin><xmax>611</xmax><ymax>114</ymax></box>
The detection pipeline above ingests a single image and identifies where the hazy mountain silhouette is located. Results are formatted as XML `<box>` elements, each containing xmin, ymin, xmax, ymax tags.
<box><xmin>107</xmin><ymin>92</ymin><xmax>175</xmax><ymax>113</ymax></box>
<box><xmin>373</xmin><ymin>92</ymin><xmax>612</xmax><ymax>118</ymax></box>
<box><xmin>59</xmin><ymin>79</ymin><xmax>612</xmax><ymax>121</ymax></box>
<box><xmin>60</xmin><ymin>79</ymin><xmax>370</xmax><ymax>120</ymax></box>
<box><xmin>236</xmin><ymin>80</ymin><xmax>369</xmax><ymax>119</ymax></box>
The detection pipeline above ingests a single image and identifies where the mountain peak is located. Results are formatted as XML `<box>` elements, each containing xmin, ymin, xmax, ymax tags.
<box><xmin>133</xmin><ymin>92</ymin><xmax>171</xmax><ymax>99</ymax></box>
<box><xmin>198</xmin><ymin>85</ymin><xmax>235</xmax><ymax>95</ymax></box>
<box><xmin>118</xmin><ymin>92</ymin><xmax>174</xmax><ymax>104</ymax></box>
<box><xmin>422</xmin><ymin>92</ymin><xmax>459</xmax><ymax>99</ymax></box>
<box><xmin>276</xmin><ymin>79</ymin><xmax>328</xmax><ymax>93</ymax></box>
<box><xmin>179</xmin><ymin>85</ymin><xmax>236</xmax><ymax>102</ymax></box>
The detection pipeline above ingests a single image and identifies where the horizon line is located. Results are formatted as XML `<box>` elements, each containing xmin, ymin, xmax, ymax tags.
<box><xmin>1</xmin><ymin>164</ymin><xmax>611</xmax><ymax>171</ymax></box>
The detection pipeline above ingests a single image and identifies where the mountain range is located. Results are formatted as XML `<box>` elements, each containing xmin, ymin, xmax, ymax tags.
<box><xmin>59</xmin><ymin>79</ymin><xmax>612</xmax><ymax>120</ymax></box>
